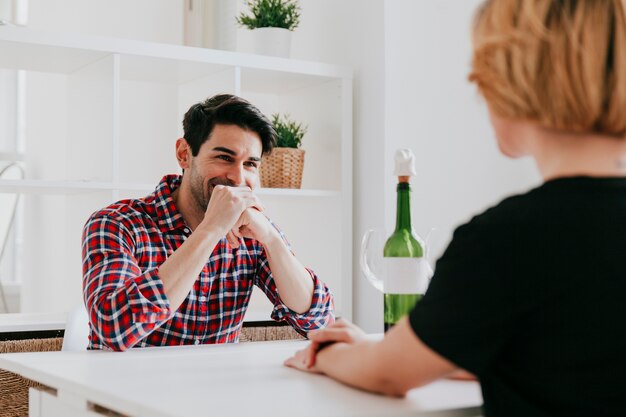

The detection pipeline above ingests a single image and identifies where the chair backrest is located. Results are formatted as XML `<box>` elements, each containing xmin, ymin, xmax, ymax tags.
<box><xmin>62</xmin><ymin>303</ymin><xmax>90</xmax><ymax>351</ymax></box>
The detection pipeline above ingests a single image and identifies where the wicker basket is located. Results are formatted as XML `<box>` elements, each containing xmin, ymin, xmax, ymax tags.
<box><xmin>239</xmin><ymin>325</ymin><xmax>305</xmax><ymax>342</ymax></box>
<box><xmin>0</xmin><ymin>337</ymin><xmax>63</xmax><ymax>417</ymax></box>
<box><xmin>260</xmin><ymin>148</ymin><xmax>305</xmax><ymax>189</ymax></box>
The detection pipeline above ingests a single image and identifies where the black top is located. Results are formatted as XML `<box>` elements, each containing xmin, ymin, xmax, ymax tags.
<box><xmin>410</xmin><ymin>177</ymin><xmax>626</xmax><ymax>417</ymax></box>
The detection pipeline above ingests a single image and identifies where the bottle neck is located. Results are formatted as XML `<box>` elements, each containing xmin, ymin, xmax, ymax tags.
<box><xmin>394</xmin><ymin>182</ymin><xmax>412</xmax><ymax>232</ymax></box>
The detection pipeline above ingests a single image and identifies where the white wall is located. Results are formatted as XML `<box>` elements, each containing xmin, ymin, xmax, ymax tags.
<box><xmin>18</xmin><ymin>0</ymin><xmax>184</xmax><ymax>312</ymax></box>
<box><xmin>293</xmin><ymin>0</ymin><xmax>387</xmax><ymax>331</ymax></box>
<box><xmin>12</xmin><ymin>1</ymin><xmax>543</xmax><ymax>330</ymax></box>
<box><xmin>384</xmin><ymin>0</ymin><xmax>540</xmax><ymax>261</ymax></box>
<box><xmin>293</xmin><ymin>0</ymin><xmax>540</xmax><ymax>332</ymax></box>
<box><xmin>27</xmin><ymin>0</ymin><xmax>183</xmax><ymax>44</ymax></box>
<box><xmin>200</xmin><ymin>0</ymin><xmax>387</xmax><ymax>324</ymax></box>
<box><xmin>380</xmin><ymin>1</ymin><xmax>539</xmax><ymax>332</ymax></box>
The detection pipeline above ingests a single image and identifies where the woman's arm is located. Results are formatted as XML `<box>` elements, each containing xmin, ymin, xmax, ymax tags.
<box><xmin>285</xmin><ymin>317</ymin><xmax>458</xmax><ymax>396</ymax></box>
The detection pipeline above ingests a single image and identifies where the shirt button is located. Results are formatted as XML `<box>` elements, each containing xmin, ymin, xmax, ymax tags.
<box><xmin>194</xmin><ymin>339</ymin><xmax>200</xmax><ymax>345</ymax></box>
<box><xmin>183</xmin><ymin>228</ymin><xmax>190</xmax><ymax>234</ymax></box>
<box><xmin>199</xmin><ymin>296</ymin><xmax>207</xmax><ymax>302</ymax></box>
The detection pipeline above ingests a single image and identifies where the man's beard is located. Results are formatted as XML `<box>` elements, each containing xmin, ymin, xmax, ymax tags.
<box><xmin>189</xmin><ymin>165</ymin><xmax>236</xmax><ymax>213</ymax></box>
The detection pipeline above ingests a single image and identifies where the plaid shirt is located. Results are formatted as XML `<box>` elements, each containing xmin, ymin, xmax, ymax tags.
<box><xmin>82</xmin><ymin>175</ymin><xmax>334</xmax><ymax>351</ymax></box>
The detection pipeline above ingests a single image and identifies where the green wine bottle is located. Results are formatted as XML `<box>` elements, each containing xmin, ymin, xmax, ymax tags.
<box><xmin>383</xmin><ymin>150</ymin><xmax>429</xmax><ymax>331</ymax></box>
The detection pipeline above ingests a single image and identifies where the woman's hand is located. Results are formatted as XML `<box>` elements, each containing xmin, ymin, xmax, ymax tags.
<box><xmin>447</xmin><ymin>369</ymin><xmax>477</xmax><ymax>381</ymax></box>
<box><xmin>284</xmin><ymin>319</ymin><xmax>367</xmax><ymax>372</ymax></box>
<box><xmin>283</xmin><ymin>342</ymin><xmax>322</xmax><ymax>373</ymax></box>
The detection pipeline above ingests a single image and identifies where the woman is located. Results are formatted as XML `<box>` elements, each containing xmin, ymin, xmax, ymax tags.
<box><xmin>285</xmin><ymin>1</ymin><xmax>626</xmax><ymax>416</ymax></box>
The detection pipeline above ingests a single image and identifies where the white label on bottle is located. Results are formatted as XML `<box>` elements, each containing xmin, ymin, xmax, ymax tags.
<box><xmin>383</xmin><ymin>257</ymin><xmax>431</xmax><ymax>294</ymax></box>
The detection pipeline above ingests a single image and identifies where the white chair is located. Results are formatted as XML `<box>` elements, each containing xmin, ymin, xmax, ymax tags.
<box><xmin>0</xmin><ymin>162</ymin><xmax>24</xmax><ymax>313</ymax></box>
<box><xmin>62</xmin><ymin>303</ymin><xmax>90</xmax><ymax>351</ymax></box>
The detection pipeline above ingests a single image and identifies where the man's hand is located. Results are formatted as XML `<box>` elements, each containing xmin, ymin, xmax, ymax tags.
<box><xmin>284</xmin><ymin>319</ymin><xmax>367</xmax><ymax>372</ymax></box>
<box><xmin>228</xmin><ymin>207</ymin><xmax>280</xmax><ymax>248</ymax></box>
<box><xmin>197</xmin><ymin>185</ymin><xmax>263</xmax><ymax>239</ymax></box>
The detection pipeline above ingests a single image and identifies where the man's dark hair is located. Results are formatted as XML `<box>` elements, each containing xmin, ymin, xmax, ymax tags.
<box><xmin>182</xmin><ymin>94</ymin><xmax>277</xmax><ymax>156</ymax></box>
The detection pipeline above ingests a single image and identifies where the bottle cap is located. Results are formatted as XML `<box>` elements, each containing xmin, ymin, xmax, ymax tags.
<box><xmin>393</xmin><ymin>149</ymin><xmax>417</xmax><ymax>177</ymax></box>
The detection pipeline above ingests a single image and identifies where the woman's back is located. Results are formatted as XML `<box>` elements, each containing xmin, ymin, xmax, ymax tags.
<box><xmin>410</xmin><ymin>176</ymin><xmax>626</xmax><ymax>416</ymax></box>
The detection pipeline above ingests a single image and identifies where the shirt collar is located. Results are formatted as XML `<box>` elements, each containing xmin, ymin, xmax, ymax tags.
<box><xmin>153</xmin><ymin>174</ymin><xmax>188</xmax><ymax>233</ymax></box>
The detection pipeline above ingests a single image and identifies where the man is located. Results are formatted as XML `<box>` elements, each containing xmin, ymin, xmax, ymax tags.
<box><xmin>82</xmin><ymin>94</ymin><xmax>334</xmax><ymax>351</ymax></box>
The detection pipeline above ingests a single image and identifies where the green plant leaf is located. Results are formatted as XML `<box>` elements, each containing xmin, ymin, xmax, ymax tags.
<box><xmin>236</xmin><ymin>0</ymin><xmax>301</xmax><ymax>31</ymax></box>
<box><xmin>271</xmin><ymin>113</ymin><xmax>307</xmax><ymax>148</ymax></box>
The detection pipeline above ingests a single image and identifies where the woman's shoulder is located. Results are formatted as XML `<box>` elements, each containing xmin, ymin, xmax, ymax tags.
<box><xmin>464</xmin><ymin>189</ymin><xmax>540</xmax><ymax>228</ymax></box>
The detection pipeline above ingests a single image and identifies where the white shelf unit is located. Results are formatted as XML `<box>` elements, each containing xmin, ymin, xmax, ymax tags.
<box><xmin>0</xmin><ymin>26</ymin><xmax>353</xmax><ymax>320</ymax></box>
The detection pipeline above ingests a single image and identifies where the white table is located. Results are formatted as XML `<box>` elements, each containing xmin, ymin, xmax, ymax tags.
<box><xmin>0</xmin><ymin>339</ymin><xmax>482</xmax><ymax>417</ymax></box>
<box><xmin>0</xmin><ymin>312</ymin><xmax>67</xmax><ymax>333</ymax></box>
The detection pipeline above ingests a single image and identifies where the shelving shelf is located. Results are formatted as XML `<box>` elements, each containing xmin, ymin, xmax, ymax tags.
<box><xmin>0</xmin><ymin>179</ymin><xmax>341</xmax><ymax>197</ymax></box>
<box><xmin>0</xmin><ymin>27</ymin><xmax>351</xmax><ymax>89</ymax></box>
<box><xmin>0</xmin><ymin>25</ymin><xmax>353</xmax><ymax>321</ymax></box>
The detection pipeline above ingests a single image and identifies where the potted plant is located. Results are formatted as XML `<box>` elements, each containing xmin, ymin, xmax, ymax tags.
<box><xmin>236</xmin><ymin>0</ymin><xmax>301</xmax><ymax>57</ymax></box>
<box><xmin>260</xmin><ymin>113</ymin><xmax>307</xmax><ymax>188</ymax></box>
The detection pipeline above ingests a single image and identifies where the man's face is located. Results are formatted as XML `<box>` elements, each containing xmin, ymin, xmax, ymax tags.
<box><xmin>184</xmin><ymin>124</ymin><xmax>263</xmax><ymax>212</ymax></box>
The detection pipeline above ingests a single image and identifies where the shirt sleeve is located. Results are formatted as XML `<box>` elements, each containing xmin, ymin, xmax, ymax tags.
<box><xmin>82</xmin><ymin>212</ymin><xmax>171</xmax><ymax>351</ymax></box>
<box><xmin>408</xmin><ymin>215</ymin><xmax>524</xmax><ymax>376</ymax></box>
<box><xmin>253</xmin><ymin>227</ymin><xmax>335</xmax><ymax>336</ymax></box>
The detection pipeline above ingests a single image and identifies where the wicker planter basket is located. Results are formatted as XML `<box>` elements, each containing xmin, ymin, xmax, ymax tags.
<box><xmin>260</xmin><ymin>148</ymin><xmax>305</xmax><ymax>189</ymax></box>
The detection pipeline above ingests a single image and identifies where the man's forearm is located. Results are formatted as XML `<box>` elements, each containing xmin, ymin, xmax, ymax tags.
<box><xmin>159</xmin><ymin>227</ymin><xmax>222</xmax><ymax>311</ymax></box>
<box><xmin>262</xmin><ymin>234</ymin><xmax>314</xmax><ymax>314</ymax></box>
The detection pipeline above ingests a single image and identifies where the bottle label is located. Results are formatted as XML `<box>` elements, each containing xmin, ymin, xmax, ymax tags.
<box><xmin>383</xmin><ymin>257</ymin><xmax>431</xmax><ymax>294</ymax></box>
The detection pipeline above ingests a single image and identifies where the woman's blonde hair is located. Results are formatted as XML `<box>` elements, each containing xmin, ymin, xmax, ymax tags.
<box><xmin>469</xmin><ymin>0</ymin><xmax>626</xmax><ymax>136</ymax></box>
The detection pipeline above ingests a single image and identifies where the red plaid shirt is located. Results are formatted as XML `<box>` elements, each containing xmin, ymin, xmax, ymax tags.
<box><xmin>82</xmin><ymin>175</ymin><xmax>334</xmax><ymax>351</ymax></box>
